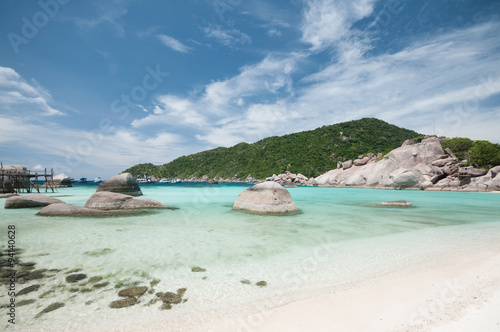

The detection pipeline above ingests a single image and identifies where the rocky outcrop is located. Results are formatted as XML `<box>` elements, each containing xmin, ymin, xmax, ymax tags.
<box><xmin>310</xmin><ymin>136</ymin><xmax>500</xmax><ymax>192</ymax></box>
<box><xmin>381</xmin><ymin>201</ymin><xmax>412</xmax><ymax>207</ymax></box>
<box><xmin>50</xmin><ymin>173</ymin><xmax>72</xmax><ymax>187</ymax></box>
<box><xmin>233</xmin><ymin>182</ymin><xmax>298</xmax><ymax>214</ymax></box>
<box><xmin>314</xmin><ymin>136</ymin><xmax>445</xmax><ymax>189</ymax></box>
<box><xmin>96</xmin><ymin>173</ymin><xmax>142</xmax><ymax>196</ymax></box>
<box><xmin>84</xmin><ymin>192</ymin><xmax>169</xmax><ymax>210</ymax></box>
<box><xmin>36</xmin><ymin>203</ymin><xmax>148</xmax><ymax>217</ymax></box>
<box><xmin>265</xmin><ymin>171</ymin><xmax>309</xmax><ymax>186</ymax></box>
<box><xmin>5</xmin><ymin>195</ymin><xmax>65</xmax><ymax>209</ymax></box>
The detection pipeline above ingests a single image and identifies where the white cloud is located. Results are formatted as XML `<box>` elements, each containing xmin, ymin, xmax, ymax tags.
<box><xmin>202</xmin><ymin>24</ymin><xmax>251</xmax><ymax>47</ymax></box>
<box><xmin>139</xmin><ymin>20</ymin><xmax>500</xmax><ymax>147</ymax></box>
<box><xmin>157</xmin><ymin>34</ymin><xmax>192</xmax><ymax>53</ymax></box>
<box><xmin>132</xmin><ymin>95</ymin><xmax>206</xmax><ymax>128</ymax></box>
<box><xmin>0</xmin><ymin>114</ymin><xmax>190</xmax><ymax>178</ymax></box>
<box><xmin>131</xmin><ymin>53</ymin><xmax>302</xmax><ymax>141</ymax></box>
<box><xmin>71</xmin><ymin>1</ymin><xmax>128</xmax><ymax>36</ymax></box>
<box><xmin>267</xmin><ymin>28</ymin><xmax>282</xmax><ymax>37</ymax></box>
<box><xmin>0</xmin><ymin>66</ymin><xmax>64</xmax><ymax>116</ymax></box>
<box><xmin>301</xmin><ymin>0</ymin><xmax>375</xmax><ymax>51</ymax></box>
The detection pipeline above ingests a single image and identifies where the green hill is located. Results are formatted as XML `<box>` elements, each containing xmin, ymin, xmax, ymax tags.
<box><xmin>124</xmin><ymin>118</ymin><xmax>422</xmax><ymax>179</ymax></box>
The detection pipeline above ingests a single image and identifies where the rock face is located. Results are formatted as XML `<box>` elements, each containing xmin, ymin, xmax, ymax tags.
<box><xmin>96</xmin><ymin>173</ymin><xmax>142</xmax><ymax>196</ymax></box>
<box><xmin>84</xmin><ymin>192</ymin><xmax>169</xmax><ymax>210</ymax></box>
<box><xmin>233</xmin><ymin>182</ymin><xmax>298</xmax><ymax>214</ymax></box>
<box><xmin>314</xmin><ymin>137</ymin><xmax>445</xmax><ymax>189</ymax></box>
<box><xmin>310</xmin><ymin>136</ymin><xmax>500</xmax><ymax>192</ymax></box>
<box><xmin>51</xmin><ymin>173</ymin><xmax>72</xmax><ymax>187</ymax></box>
<box><xmin>265</xmin><ymin>171</ymin><xmax>309</xmax><ymax>186</ymax></box>
<box><xmin>5</xmin><ymin>195</ymin><xmax>65</xmax><ymax>209</ymax></box>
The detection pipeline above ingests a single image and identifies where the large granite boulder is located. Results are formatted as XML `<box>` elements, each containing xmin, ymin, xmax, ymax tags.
<box><xmin>51</xmin><ymin>173</ymin><xmax>72</xmax><ymax>187</ymax></box>
<box><xmin>393</xmin><ymin>171</ymin><xmax>420</xmax><ymax>189</ymax></box>
<box><xmin>484</xmin><ymin>177</ymin><xmax>500</xmax><ymax>191</ymax></box>
<box><xmin>489</xmin><ymin>166</ymin><xmax>500</xmax><ymax>179</ymax></box>
<box><xmin>314</xmin><ymin>137</ymin><xmax>445</xmax><ymax>189</ymax></box>
<box><xmin>353</xmin><ymin>156</ymin><xmax>370</xmax><ymax>166</ymax></box>
<box><xmin>233</xmin><ymin>182</ymin><xmax>298</xmax><ymax>214</ymax></box>
<box><xmin>459</xmin><ymin>167</ymin><xmax>488</xmax><ymax>178</ymax></box>
<box><xmin>96</xmin><ymin>173</ymin><xmax>142</xmax><ymax>196</ymax></box>
<box><xmin>37</xmin><ymin>203</ymin><xmax>146</xmax><ymax>217</ymax></box>
<box><xmin>5</xmin><ymin>195</ymin><xmax>65</xmax><ymax>209</ymax></box>
<box><xmin>84</xmin><ymin>192</ymin><xmax>169</xmax><ymax>210</ymax></box>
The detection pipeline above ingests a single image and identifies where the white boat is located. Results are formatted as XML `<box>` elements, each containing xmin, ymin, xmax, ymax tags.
<box><xmin>171</xmin><ymin>178</ymin><xmax>181</xmax><ymax>183</ymax></box>
<box><xmin>158</xmin><ymin>178</ymin><xmax>170</xmax><ymax>183</ymax></box>
<box><xmin>136</xmin><ymin>176</ymin><xmax>154</xmax><ymax>183</ymax></box>
<box><xmin>93</xmin><ymin>177</ymin><xmax>102</xmax><ymax>183</ymax></box>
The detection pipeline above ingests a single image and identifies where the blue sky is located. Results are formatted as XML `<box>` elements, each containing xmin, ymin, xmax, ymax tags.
<box><xmin>1</xmin><ymin>0</ymin><xmax>499</xmax><ymax>179</ymax></box>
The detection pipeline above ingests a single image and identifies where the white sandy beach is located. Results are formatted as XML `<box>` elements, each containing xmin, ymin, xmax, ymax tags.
<box><xmin>208</xmin><ymin>249</ymin><xmax>500</xmax><ymax>332</ymax></box>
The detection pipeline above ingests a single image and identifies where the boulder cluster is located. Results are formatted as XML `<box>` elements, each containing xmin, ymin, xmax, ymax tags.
<box><xmin>3</xmin><ymin>173</ymin><xmax>172</xmax><ymax>216</ymax></box>
<box><xmin>265</xmin><ymin>171</ymin><xmax>312</xmax><ymax>186</ymax></box>
<box><xmin>312</xmin><ymin>136</ymin><xmax>500</xmax><ymax>192</ymax></box>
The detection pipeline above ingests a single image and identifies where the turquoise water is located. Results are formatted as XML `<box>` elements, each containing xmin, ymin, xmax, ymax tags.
<box><xmin>1</xmin><ymin>184</ymin><xmax>500</xmax><ymax>331</ymax></box>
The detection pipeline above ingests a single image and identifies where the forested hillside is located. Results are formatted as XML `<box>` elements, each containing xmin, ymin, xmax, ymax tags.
<box><xmin>124</xmin><ymin>118</ymin><xmax>421</xmax><ymax>179</ymax></box>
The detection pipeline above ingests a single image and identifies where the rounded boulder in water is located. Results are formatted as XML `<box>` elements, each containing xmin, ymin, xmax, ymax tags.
<box><xmin>233</xmin><ymin>181</ymin><xmax>298</xmax><ymax>214</ymax></box>
<box><xmin>96</xmin><ymin>173</ymin><xmax>142</xmax><ymax>196</ymax></box>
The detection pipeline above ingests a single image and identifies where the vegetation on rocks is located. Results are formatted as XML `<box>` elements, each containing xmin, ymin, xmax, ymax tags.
<box><xmin>442</xmin><ymin>137</ymin><xmax>500</xmax><ymax>169</ymax></box>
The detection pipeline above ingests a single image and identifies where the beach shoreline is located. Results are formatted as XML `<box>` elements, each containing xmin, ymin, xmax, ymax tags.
<box><xmin>207</xmin><ymin>248</ymin><xmax>500</xmax><ymax>332</ymax></box>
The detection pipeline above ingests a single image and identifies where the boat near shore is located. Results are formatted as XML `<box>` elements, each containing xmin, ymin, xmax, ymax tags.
<box><xmin>136</xmin><ymin>176</ymin><xmax>155</xmax><ymax>184</ymax></box>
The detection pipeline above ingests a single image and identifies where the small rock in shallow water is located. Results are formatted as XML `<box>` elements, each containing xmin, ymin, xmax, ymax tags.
<box><xmin>109</xmin><ymin>297</ymin><xmax>136</xmax><ymax>309</ymax></box>
<box><xmin>17</xmin><ymin>284</ymin><xmax>40</xmax><ymax>296</ymax></box>
<box><xmin>87</xmin><ymin>276</ymin><xmax>103</xmax><ymax>283</ymax></box>
<box><xmin>39</xmin><ymin>290</ymin><xmax>54</xmax><ymax>298</ymax></box>
<box><xmin>93</xmin><ymin>282</ymin><xmax>110</xmax><ymax>289</ymax></box>
<box><xmin>161</xmin><ymin>303</ymin><xmax>172</xmax><ymax>310</ymax></box>
<box><xmin>176</xmin><ymin>288</ymin><xmax>187</xmax><ymax>296</ymax></box>
<box><xmin>381</xmin><ymin>200</ymin><xmax>412</xmax><ymax>207</ymax></box>
<box><xmin>191</xmin><ymin>266</ymin><xmax>206</xmax><ymax>272</ymax></box>
<box><xmin>35</xmin><ymin>302</ymin><xmax>65</xmax><ymax>318</ymax></box>
<box><xmin>118</xmin><ymin>286</ymin><xmax>148</xmax><ymax>298</ymax></box>
<box><xmin>18</xmin><ymin>299</ymin><xmax>36</xmax><ymax>306</ymax></box>
<box><xmin>256</xmin><ymin>281</ymin><xmax>267</xmax><ymax>287</ymax></box>
<box><xmin>66</xmin><ymin>274</ymin><xmax>87</xmax><ymax>283</ymax></box>
<box><xmin>240</xmin><ymin>279</ymin><xmax>251</xmax><ymax>285</ymax></box>
<box><xmin>65</xmin><ymin>268</ymin><xmax>82</xmax><ymax>274</ymax></box>
<box><xmin>161</xmin><ymin>292</ymin><xmax>182</xmax><ymax>304</ymax></box>
<box><xmin>150</xmin><ymin>279</ymin><xmax>160</xmax><ymax>287</ymax></box>
<box><xmin>23</xmin><ymin>270</ymin><xmax>46</xmax><ymax>281</ymax></box>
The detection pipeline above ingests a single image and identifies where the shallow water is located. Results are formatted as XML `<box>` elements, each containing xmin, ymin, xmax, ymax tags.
<box><xmin>1</xmin><ymin>184</ymin><xmax>500</xmax><ymax>331</ymax></box>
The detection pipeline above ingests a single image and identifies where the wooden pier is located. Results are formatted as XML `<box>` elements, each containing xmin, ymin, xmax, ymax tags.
<box><xmin>0</xmin><ymin>163</ymin><xmax>55</xmax><ymax>193</ymax></box>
